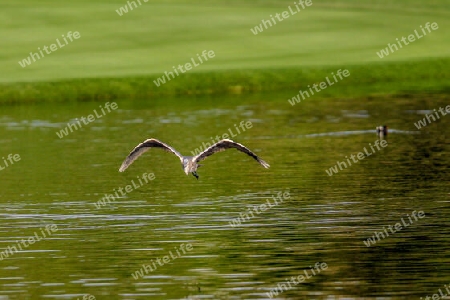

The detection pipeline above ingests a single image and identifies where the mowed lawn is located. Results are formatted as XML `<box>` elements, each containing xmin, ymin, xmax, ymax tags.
<box><xmin>1</xmin><ymin>0</ymin><xmax>449</xmax><ymax>83</ymax></box>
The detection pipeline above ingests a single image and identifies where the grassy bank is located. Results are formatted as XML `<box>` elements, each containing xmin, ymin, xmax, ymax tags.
<box><xmin>1</xmin><ymin>0</ymin><xmax>449</xmax><ymax>103</ymax></box>
<box><xmin>1</xmin><ymin>58</ymin><xmax>449</xmax><ymax>104</ymax></box>
<box><xmin>3</xmin><ymin>1</ymin><xmax>449</xmax><ymax>81</ymax></box>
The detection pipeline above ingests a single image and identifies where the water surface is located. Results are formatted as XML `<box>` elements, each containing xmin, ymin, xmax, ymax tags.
<box><xmin>0</xmin><ymin>93</ymin><xmax>449</xmax><ymax>299</ymax></box>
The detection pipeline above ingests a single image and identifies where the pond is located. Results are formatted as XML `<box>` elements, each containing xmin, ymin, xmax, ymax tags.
<box><xmin>0</xmin><ymin>93</ymin><xmax>449</xmax><ymax>299</ymax></box>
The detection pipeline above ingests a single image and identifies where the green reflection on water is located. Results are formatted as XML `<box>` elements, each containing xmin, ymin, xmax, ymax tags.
<box><xmin>0</xmin><ymin>93</ymin><xmax>448</xmax><ymax>299</ymax></box>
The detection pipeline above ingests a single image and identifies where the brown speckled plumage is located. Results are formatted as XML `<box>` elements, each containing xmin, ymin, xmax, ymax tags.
<box><xmin>119</xmin><ymin>138</ymin><xmax>270</xmax><ymax>179</ymax></box>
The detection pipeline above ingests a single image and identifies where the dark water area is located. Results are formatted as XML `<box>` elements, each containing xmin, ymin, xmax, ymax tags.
<box><xmin>0</xmin><ymin>93</ymin><xmax>449</xmax><ymax>300</ymax></box>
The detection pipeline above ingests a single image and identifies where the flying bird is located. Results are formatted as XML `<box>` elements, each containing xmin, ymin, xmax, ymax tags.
<box><xmin>119</xmin><ymin>138</ymin><xmax>270</xmax><ymax>179</ymax></box>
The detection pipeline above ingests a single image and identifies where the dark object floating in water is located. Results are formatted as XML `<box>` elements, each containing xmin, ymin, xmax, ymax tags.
<box><xmin>119</xmin><ymin>138</ymin><xmax>270</xmax><ymax>179</ymax></box>
<box><xmin>376</xmin><ymin>125</ymin><xmax>388</xmax><ymax>139</ymax></box>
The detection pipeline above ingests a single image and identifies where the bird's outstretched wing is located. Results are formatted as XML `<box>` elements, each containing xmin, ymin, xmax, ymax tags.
<box><xmin>119</xmin><ymin>138</ymin><xmax>184</xmax><ymax>172</ymax></box>
<box><xmin>193</xmin><ymin>139</ymin><xmax>270</xmax><ymax>168</ymax></box>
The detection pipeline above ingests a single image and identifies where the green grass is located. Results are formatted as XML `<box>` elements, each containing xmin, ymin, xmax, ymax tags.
<box><xmin>1</xmin><ymin>0</ymin><xmax>449</xmax><ymax>103</ymax></box>
<box><xmin>1</xmin><ymin>58</ymin><xmax>449</xmax><ymax>104</ymax></box>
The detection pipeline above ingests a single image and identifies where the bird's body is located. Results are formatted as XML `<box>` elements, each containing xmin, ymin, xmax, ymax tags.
<box><xmin>119</xmin><ymin>138</ymin><xmax>269</xmax><ymax>179</ymax></box>
<box><xmin>181</xmin><ymin>156</ymin><xmax>201</xmax><ymax>178</ymax></box>
<box><xmin>376</xmin><ymin>125</ymin><xmax>388</xmax><ymax>139</ymax></box>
